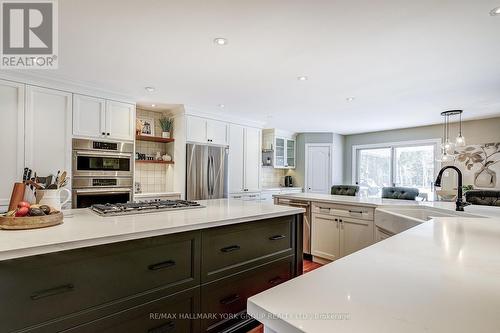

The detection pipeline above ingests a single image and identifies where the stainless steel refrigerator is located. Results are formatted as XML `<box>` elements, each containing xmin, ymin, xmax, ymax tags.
<box><xmin>186</xmin><ymin>144</ymin><xmax>228</xmax><ymax>200</ymax></box>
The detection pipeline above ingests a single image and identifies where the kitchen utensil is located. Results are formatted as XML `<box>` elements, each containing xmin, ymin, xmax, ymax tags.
<box><xmin>8</xmin><ymin>183</ymin><xmax>26</xmax><ymax>211</ymax></box>
<box><xmin>36</xmin><ymin>188</ymin><xmax>71</xmax><ymax>211</ymax></box>
<box><xmin>58</xmin><ymin>171</ymin><xmax>67</xmax><ymax>188</ymax></box>
<box><xmin>0</xmin><ymin>211</ymin><xmax>63</xmax><ymax>230</ymax></box>
<box><xmin>55</xmin><ymin>170</ymin><xmax>60</xmax><ymax>186</ymax></box>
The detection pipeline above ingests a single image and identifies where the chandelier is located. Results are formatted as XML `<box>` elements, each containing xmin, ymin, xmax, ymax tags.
<box><xmin>440</xmin><ymin>110</ymin><xmax>465</xmax><ymax>162</ymax></box>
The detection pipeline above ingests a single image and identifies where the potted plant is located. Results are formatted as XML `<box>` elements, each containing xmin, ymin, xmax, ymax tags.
<box><xmin>158</xmin><ymin>116</ymin><xmax>173</xmax><ymax>138</ymax></box>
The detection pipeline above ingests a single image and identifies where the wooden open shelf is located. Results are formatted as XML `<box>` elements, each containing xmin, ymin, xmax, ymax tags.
<box><xmin>135</xmin><ymin>160</ymin><xmax>174</xmax><ymax>165</ymax></box>
<box><xmin>136</xmin><ymin>135</ymin><xmax>175</xmax><ymax>143</ymax></box>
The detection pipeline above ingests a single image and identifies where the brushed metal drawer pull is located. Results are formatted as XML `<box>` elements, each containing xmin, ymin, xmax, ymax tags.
<box><xmin>30</xmin><ymin>284</ymin><xmax>74</xmax><ymax>301</ymax></box>
<box><xmin>148</xmin><ymin>260</ymin><xmax>176</xmax><ymax>271</ymax></box>
<box><xmin>269</xmin><ymin>235</ymin><xmax>286</xmax><ymax>241</ymax></box>
<box><xmin>148</xmin><ymin>321</ymin><xmax>175</xmax><ymax>333</ymax></box>
<box><xmin>318</xmin><ymin>207</ymin><xmax>330</xmax><ymax>212</ymax></box>
<box><xmin>220</xmin><ymin>245</ymin><xmax>241</xmax><ymax>253</ymax></box>
<box><xmin>349</xmin><ymin>210</ymin><xmax>364</xmax><ymax>214</ymax></box>
<box><xmin>220</xmin><ymin>294</ymin><xmax>241</xmax><ymax>305</ymax></box>
<box><xmin>268</xmin><ymin>276</ymin><xmax>284</xmax><ymax>285</ymax></box>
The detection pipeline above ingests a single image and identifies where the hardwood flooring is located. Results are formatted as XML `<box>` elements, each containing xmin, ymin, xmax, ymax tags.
<box><xmin>246</xmin><ymin>259</ymin><xmax>323</xmax><ymax>333</ymax></box>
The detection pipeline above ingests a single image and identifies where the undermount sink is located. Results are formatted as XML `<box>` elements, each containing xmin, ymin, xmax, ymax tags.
<box><xmin>375</xmin><ymin>206</ymin><xmax>485</xmax><ymax>235</ymax></box>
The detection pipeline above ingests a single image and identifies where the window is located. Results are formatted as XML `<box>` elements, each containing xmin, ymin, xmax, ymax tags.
<box><xmin>353</xmin><ymin>139</ymin><xmax>440</xmax><ymax>198</ymax></box>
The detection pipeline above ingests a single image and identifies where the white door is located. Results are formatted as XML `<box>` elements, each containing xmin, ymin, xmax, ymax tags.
<box><xmin>0</xmin><ymin>80</ymin><xmax>25</xmax><ymax>212</ymax></box>
<box><xmin>244</xmin><ymin>127</ymin><xmax>261</xmax><ymax>192</ymax></box>
<box><xmin>206</xmin><ymin>119</ymin><xmax>228</xmax><ymax>145</ymax></box>
<box><xmin>228</xmin><ymin>124</ymin><xmax>244</xmax><ymax>193</ymax></box>
<box><xmin>305</xmin><ymin>144</ymin><xmax>332</xmax><ymax>193</ymax></box>
<box><xmin>25</xmin><ymin>86</ymin><xmax>72</xmax><ymax>179</ymax></box>
<box><xmin>186</xmin><ymin>116</ymin><xmax>207</xmax><ymax>143</ymax></box>
<box><xmin>73</xmin><ymin>94</ymin><xmax>106</xmax><ymax>139</ymax></box>
<box><xmin>105</xmin><ymin>100</ymin><xmax>135</xmax><ymax>141</ymax></box>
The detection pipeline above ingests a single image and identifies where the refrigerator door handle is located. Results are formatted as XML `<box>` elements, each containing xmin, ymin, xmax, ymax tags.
<box><xmin>210</xmin><ymin>156</ymin><xmax>215</xmax><ymax>196</ymax></box>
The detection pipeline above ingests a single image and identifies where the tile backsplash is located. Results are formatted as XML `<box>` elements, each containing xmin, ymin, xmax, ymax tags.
<box><xmin>261</xmin><ymin>167</ymin><xmax>287</xmax><ymax>187</ymax></box>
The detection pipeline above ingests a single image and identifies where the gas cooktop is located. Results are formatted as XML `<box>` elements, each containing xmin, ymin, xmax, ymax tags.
<box><xmin>91</xmin><ymin>200</ymin><xmax>204</xmax><ymax>216</ymax></box>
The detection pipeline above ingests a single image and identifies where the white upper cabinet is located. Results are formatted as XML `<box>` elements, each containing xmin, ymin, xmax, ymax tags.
<box><xmin>0</xmin><ymin>80</ymin><xmax>25</xmax><ymax>211</ymax></box>
<box><xmin>73</xmin><ymin>95</ymin><xmax>105</xmax><ymax>138</ymax></box>
<box><xmin>105</xmin><ymin>100</ymin><xmax>135</xmax><ymax>141</ymax></box>
<box><xmin>244</xmin><ymin>127</ymin><xmax>261</xmax><ymax>192</ymax></box>
<box><xmin>262</xmin><ymin>129</ymin><xmax>296</xmax><ymax>169</ymax></box>
<box><xmin>228</xmin><ymin>124</ymin><xmax>261</xmax><ymax>194</ymax></box>
<box><xmin>25</xmin><ymin>86</ymin><xmax>72</xmax><ymax>177</ymax></box>
<box><xmin>73</xmin><ymin>94</ymin><xmax>135</xmax><ymax>141</ymax></box>
<box><xmin>228</xmin><ymin>124</ymin><xmax>245</xmax><ymax>193</ymax></box>
<box><xmin>206</xmin><ymin>119</ymin><xmax>228</xmax><ymax>145</ymax></box>
<box><xmin>186</xmin><ymin>115</ymin><xmax>208</xmax><ymax>143</ymax></box>
<box><xmin>186</xmin><ymin>115</ymin><xmax>228</xmax><ymax>145</ymax></box>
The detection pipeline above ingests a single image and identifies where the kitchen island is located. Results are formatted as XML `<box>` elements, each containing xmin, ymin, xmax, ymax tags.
<box><xmin>248</xmin><ymin>193</ymin><xmax>500</xmax><ymax>332</ymax></box>
<box><xmin>0</xmin><ymin>199</ymin><xmax>304</xmax><ymax>333</ymax></box>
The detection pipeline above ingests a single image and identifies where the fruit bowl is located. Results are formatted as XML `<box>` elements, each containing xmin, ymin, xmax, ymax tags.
<box><xmin>0</xmin><ymin>211</ymin><xmax>63</xmax><ymax>230</ymax></box>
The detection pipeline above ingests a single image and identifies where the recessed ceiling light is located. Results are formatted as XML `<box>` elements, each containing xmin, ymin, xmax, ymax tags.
<box><xmin>145</xmin><ymin>87</ymin><xmax>155</xmax><ymax>92</ymax></box>
<box><xmin>151</xmin><ymin>104</ymin><xmax>156</xmax><ymax>107</ymax></box>
<box><xmin>213</xmin><ymin>38</ymin><xmax>228</xmax><ymax>45</ymax></box>
<box><xmin>297</xmin><ymin>76</ymin><xmax>308</xmax><ymax>81</ymax></box>
<box><xmin>490</xmin><ymin>6</ymin><xmax>500</xmax><ymax>15</ymax></box>
<box><xmin>346</xmin><ymin>97</ymin><xmax>355</xmax><ymax>102</ymax></box>
<box><xmin>218</xmin><ymin>104</ymin><xmax>225</xmax><ymax>108</ymax></box>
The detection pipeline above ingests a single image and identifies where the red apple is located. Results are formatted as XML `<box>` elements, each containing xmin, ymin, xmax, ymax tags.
<box><xmin>17</xmin><ymin>201</ymin><xmax>30</xmax><ymax>209</ymax></box>
<box><xmin>15</xmin><ymin>207</ymin><xmax>29</xmax><ymax>217</ymax></box>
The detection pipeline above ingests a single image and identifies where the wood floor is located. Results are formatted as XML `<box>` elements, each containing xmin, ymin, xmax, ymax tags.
<box><xmin>246</xmin><ymin>259</ymin><xmax>323</xmax><ymax>333</ymax></box>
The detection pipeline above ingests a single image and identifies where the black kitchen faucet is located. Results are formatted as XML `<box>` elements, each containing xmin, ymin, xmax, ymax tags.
<box><xmin>435</xmin><ymin>166</ymin><xmax>471</xmax><ymax>211</ymax></box>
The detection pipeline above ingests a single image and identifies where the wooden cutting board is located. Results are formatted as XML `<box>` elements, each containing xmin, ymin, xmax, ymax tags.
<box><xmin>0</xmin><ymin>212</ymin><xmax>63</xmax><ymax>230</ymax></box>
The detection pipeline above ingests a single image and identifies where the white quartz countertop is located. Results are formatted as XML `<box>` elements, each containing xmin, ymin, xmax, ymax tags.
<box><xmin>262</xmin><ymin>187</ymin><xmax>303</xmax><ymax>192</ymax></box>
<box><xmin>133</xmin><ymin>192</ymin><xmax>181</xmax><ymax>198</ymax></box>
<box><xmin>0</xmin><ymin>199</ymin><xmax>304</xmax><ymax>261</ymax></box>
<box><xmin>273</xmin><ymin>193</ymin><xmax>500</xmax><ymax>218</ymax></box>
<box><xmin>248</xmin><ymin>216</ymin><xmax>500</xmax><ymax>332</ymax></box>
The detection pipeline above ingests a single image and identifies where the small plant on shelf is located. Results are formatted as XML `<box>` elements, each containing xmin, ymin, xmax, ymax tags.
<box><xmin>158</xmin><ymin>117</ymin><xmax>173</xmax><ymax>138</ymax></box>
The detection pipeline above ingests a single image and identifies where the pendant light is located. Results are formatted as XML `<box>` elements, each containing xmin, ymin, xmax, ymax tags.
<box><xmin>440</xmin><ymin>110</ymin><xmax>465</xmax><ymax>162</ymax></box>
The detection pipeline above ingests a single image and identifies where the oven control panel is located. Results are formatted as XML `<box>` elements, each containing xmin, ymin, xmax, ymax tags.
<box><xmin>92</xmin><ymin>179</ymin><xmax>118</xmax><ymax>187</ymax></box>
<box><xmin>93</xmin><ymin>141</ymin><xmax>118</xmax><ymax>151</ymax></box>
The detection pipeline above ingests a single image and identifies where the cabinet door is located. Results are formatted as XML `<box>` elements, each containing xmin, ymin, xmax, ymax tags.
<box><xmin>311</xmin><ymin>214</ymin><xmax>340</xmax><ymax>261</ymax></box>
<box><xmin>0</xmin><ymin>80</ymin><xmax>24</xmax><ymax>212</ymax></box>
<box><xmin>286</xmin><ymin>139</ymin><xmax>296</xmax><ymax>168</ymax></box>
<box><xmin>72</xmin><ymin>94</ymin><xmax>106</xmax><ymax>139</ymax></box>
<box><xmin>244</xmin><ymin>127</ymin><xmax>261</xmax><ymax>192</ymax></box>
<box><xmin>274</xmin><ymin>137</ymin><xmax>285</xmax><ymax>168</ymax></box>
<box><xmin>105</xmin><ymin>100</ymin><xmax>135</xmax><ymax>141</ymax></box>
<box><xmin>375</xmin><ymin>226</ymin><xmax>394</xmax><ymax>243</ymax></box>
<box><xmin>206</xmin><ymin>119</ymin><xmax>228</xmax><ymax>145</ymax></box>
<box><xmin>25</xmin><ymin>86</ymin><xmax>72</xmax><ymax>179</ymax></box>
<box><xmin>186</xmin><ymin>116</ymin><xmax>207</xmax><ymax>143</ymax></box>
<box><xmin>340</xmin><ymin>217</ymin><xmax>374</xmax><ymax>257</ymax></box>
<box><xmin>228</xmin><ymin>124</ymin><xmax>244</xmax><ymax>193</ymax></box>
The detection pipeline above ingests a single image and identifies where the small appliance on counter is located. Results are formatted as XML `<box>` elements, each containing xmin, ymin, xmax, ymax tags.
<box><xmin>284</xmin><ymin>176</ymin><xmax>294</xmax><ymax>187</ymax></box>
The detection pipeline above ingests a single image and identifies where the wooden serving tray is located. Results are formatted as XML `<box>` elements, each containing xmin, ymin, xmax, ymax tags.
<box><xmin>0</xmin><ymin>212</ymin><xmax>63</xmax><ymax>230</ymax></box>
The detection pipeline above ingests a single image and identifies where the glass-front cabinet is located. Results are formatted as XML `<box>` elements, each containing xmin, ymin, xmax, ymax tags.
<box><xmin>275</xmin><ymin>137</ymin><xmax>285</xmax><ymax>168</ymax></box>
<box><xmin>286</xmin><ymin>139</ymin><xmax>296</xmax><ymax>168</ymax></box>
<box><xmin>273</xmin><ymin>137</ymin><xmax>295</xmax><ymax>169</ymax></box>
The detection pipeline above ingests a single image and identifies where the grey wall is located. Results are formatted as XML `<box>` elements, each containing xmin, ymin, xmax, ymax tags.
<box><xmin>343</xmin><ymin>117</ymin><xmax>500</xmax><ymax>184</ymax></box>
<box><xmin>292</xmin><ymin>133</ymin><xmax>344</xmax><ymax>188</ymax></box>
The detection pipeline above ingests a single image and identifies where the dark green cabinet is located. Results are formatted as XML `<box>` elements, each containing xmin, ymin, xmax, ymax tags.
<box><xmin>0</xmin><ymin>213</ymin><xmax>302</xmax><ymax>333</ymax></box>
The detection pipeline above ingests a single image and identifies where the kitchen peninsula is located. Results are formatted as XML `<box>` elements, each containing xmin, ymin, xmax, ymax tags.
<box><xmin>248</xmin><ymin>193</ymin><xmax>500</xmax><ymax>332</ymax></box>
<box><xmin>0</xmin><ymin>199</ymin><xmax>304</xmax><ymax>333</ymax></box>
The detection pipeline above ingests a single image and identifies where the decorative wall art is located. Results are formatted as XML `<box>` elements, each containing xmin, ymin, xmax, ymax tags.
<box><xmin>455</xmin><ymin>143</ymin><xmax>500</xmax><ymax>188</ymax></box>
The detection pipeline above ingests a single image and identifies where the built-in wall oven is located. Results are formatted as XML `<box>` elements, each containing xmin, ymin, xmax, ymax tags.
<box><xmin>72</xmin><ymin>139</ymin><xmax>134</xmax><ymax>208</ymax></box>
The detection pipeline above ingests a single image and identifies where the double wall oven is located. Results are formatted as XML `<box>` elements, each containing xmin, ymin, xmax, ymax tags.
<box><xmin>72</xmin><ymin>139</ymin><xmax>134</xmax><ymax>208</ymax></box>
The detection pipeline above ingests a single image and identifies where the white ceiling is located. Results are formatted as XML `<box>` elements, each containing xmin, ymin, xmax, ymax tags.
<box><xmin>36</xmin><ymin>0</ymin><xmax>500</xmax><ymax>134</ymax></box>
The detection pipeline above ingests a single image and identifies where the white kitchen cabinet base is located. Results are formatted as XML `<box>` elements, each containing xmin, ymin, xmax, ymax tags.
<box><xmin>312</xmin><ymin>256</ymin><xmax>331</xmax><ymax>265</ymax></box>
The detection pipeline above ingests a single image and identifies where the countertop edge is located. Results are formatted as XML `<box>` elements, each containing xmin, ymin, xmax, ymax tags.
<box><xmin>0</xmin><ymin>208</ymin><xmax>305</xmax><ymax>261</ymax></box>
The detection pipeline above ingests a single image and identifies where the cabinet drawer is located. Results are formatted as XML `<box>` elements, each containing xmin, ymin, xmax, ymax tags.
<box><xmin>64</xmin><ymin>287</ymin><xmax>200</xmax><ymax>333</ymax></box>
<box><xmin>201</xmin><ymin>256</ymin><xmax>294</xmax><ymax>333</ymax></box>
<box><xmin>201</xmin><ymin>216</ymin><xmax>294</xmax><ymax>282</ymax></box>
<box><xmin>312</xmin><ymin>203</ymin><xmax>374</xmax><ymax>221</ymax></box>
<box><xmin>0</xmin><ymin>232</ymin><xmax>200</xmax><ymax>332</ymax></box>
